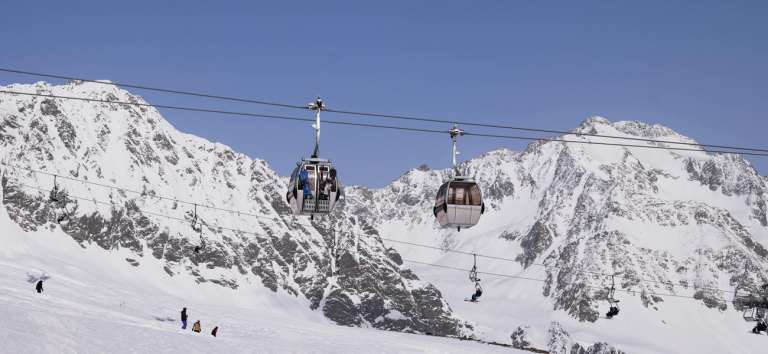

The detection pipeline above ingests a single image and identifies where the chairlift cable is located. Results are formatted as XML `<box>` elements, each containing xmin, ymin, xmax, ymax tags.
<box><xmin>401</xmin><ymin>259</ymin><xmax>722</xmax><ymax>301</ymax></box>
<box><xmin>1</xmin><ymin>165</ymin><xmax>761</xmax><ymax>298</ymax></box>
<box><xmin>9</xmin><ymin>178</ymin><xmax>761</xmax><ymax>303</ymax></box>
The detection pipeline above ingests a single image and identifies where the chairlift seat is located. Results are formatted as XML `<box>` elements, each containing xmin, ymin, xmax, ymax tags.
<box><xmin>743</xmin><ymin>308</ymin><xmax>766</xmax><ymax>322</ymax></box>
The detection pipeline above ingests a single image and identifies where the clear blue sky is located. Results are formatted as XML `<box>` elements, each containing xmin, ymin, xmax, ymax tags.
<box><xmin>1</xmin><ymin>1</ymin><xmax>766</xmax><ymax>187</ymax></box>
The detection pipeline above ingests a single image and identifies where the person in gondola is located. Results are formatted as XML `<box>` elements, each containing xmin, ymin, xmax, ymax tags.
<box><xmin>320</xmin><ymin>170</ymin><xmax>334</xmax><ymax>198</ymax></box>
<box><xmin>299</xmin><ymin>168</ymin><xmax>311</xmax><ymax>197</ymax></box>
<box><xmin>470</xmin><ymin>283</ymin><xmax>482</xmax><ymax>302</ymax></box>
<box><xmin>329</xmin><ymin>168</ymin><xmax>337</xmax><ymax>192</ymax></box>
<box><xmin>35</xmin><ymin>280</ymin><xmax>44</xmax><ymax>294</ymax></box>
<box><xmin>753</xmin><ymin>318</ymin><xmax>767</xmax><ymax>334</ymax></box>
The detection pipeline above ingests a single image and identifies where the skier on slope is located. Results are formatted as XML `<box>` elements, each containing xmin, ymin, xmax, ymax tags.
<box><xmin>606</xmin><ymin>305</ymin><xmax>620</xmax><ymax>319</ymax></box>
<box><xmin>753</xmin><ymin>318</ymin><xmax>767</xmax><ymax>334</ymax></box>
<box><xmin>35</xmin><ymin>280</ymin><xmax>44</xmax><ymax>294</ymax></box>
<box><xmin>192</xmin><ymin>320</ymin><xmax>202</xmax><ymax>333</ymax></box>
<box><xmin>181</xmin><ymin>307</ymin><xmax>188</xmax><ymax>329</ymax></box>
<box><xmin>211</xmin><ymin>326</ymin><xmax>219</xmax><ymax>337</ymax></box>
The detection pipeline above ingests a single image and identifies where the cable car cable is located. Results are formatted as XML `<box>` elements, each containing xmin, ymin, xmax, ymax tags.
<box><xmin>3</xmin><ymin>90</ymin><xmax>768</xmax><ymax>159</ymax></box>
<box><xmin>2</xmin><ymin>67</ymin><xmax>767</xmax><ymax>153</ymax></box>
<box><xmin>0</xmin><ymin>90</ymin><xmax>455</xmax><ymax>135</ymax></box>
<box><xmin>2</xmin><ymin>90</ymin><xmax>768</xmax><ymax>158</ymax></box>
<box><xmin>322</xmin><ymin>108</ymin><xmax>768</xmax><ymax>154</ymax></box>
<box><xmin>0</xmin><ymin>68</ymin><xmax>306</xmax><ymax>110</ymax></box>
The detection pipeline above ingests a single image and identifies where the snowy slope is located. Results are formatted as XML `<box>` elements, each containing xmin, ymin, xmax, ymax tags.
<box><xmin>0</xmin><ymin>201</ymin><xmax>518</xmax><ymax>354</ymax></box>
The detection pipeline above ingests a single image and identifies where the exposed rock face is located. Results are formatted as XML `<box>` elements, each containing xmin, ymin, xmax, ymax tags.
<box><xmin>547</xmin><ymin>322</ymin><xmax>625</xmax><ymax>354</ymax></box>
<box><xmin>0</xmin><ymin>81</ymin><xmax>467</xmax><ymax>336</ymax></box>
<box><xmin>510</xmin><ymin>325</ymin><xmax>532</xmax><ymax>349</ymax></box>
<box><xmin>517</xmin><ymin>221</ymin><xmax>553</xmax><ymax>267</ymax></box>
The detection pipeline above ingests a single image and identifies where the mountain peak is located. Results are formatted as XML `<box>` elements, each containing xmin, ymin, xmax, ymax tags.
<box><xmin>572</xmin><ymin>116</ymin><xmax>701</xmax><ymax>148</ymax></box>
<box><xmin>580</xmin><ymin>115</ymin><xmax>611</xmax><ymax>127</ymax></box>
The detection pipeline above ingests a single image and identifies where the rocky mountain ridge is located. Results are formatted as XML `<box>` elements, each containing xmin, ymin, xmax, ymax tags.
<box><xmin>343</xmin><ymin>116</ymin><xmax>768</xmax><ymax>322</ymax></box>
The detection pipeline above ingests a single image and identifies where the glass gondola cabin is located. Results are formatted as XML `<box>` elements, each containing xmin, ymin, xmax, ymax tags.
<box><xmin>287</xmin><ymin>158</ymin><xmax>341</xmax><ymax>216</ymax></box>
<box><xmin>433</xmin><ymin>177</ymin><xmax>484</xmax><ymax>231</ymax></box>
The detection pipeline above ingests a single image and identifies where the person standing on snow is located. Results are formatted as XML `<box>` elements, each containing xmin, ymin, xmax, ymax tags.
<box><xmin>192</xmin><ymin>320</ymin><xmax>201</xmax><ymax>333</ymax></box>
<box><xmin>181</xmin><ymin>308</ymin><xmax>188</xmax><ymax>329</ymax></box>
<box><xmin>35</xmin><ymin>280</ymin><xmax>44</xmax><ymax>294</ymax></box>
<box><xmin>211</xmin><ymin>326</ymin><xmax>219</xmax><ymax>337</ymax></box>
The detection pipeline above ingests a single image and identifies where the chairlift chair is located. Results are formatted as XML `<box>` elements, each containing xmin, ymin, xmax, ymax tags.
<box><xmin>49</xmin><ymin>175</ymin><xmax>60</xmax><ymax>202</ymax></box>
<box><xmin>605</xmin><ymin>273</ymin><xmax>622</xmax><ymax>319</ymax></box>
<box><xmin>744</xmin><ymin>308</ymin><xmax>766</xmax><ymax>322</ymax></box>
<box><xmin>466</xmin><ymin>254</ymin><xmax>483</xmax><ymax>302</ymax></box>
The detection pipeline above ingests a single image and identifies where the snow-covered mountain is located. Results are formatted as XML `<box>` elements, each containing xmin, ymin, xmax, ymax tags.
<box><xmin>2</xmin><ymin>80</ymin><xmax>768</xmax><ymax>353</ymax></box>
<box><xmin>348</xmin><ymin>115</ymin><xmax>768</xmax><ymax>320</ymax></box>
<box><xmin>342</xmin><ymin>116</ymin><xmax>768</xmax><ymax>352</ymax></box>
<box><xmin>0</xmin><ymin>81</ymin><xmax>467</xmax><ymax>337</ymax></box>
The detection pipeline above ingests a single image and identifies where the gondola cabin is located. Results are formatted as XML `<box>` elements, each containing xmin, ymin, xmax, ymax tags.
<box><xmin>287</xmin><ymin>158</ymin><xmax>341</xmax><ymax>216</ymax></box>
<box><xmin>433</xmin><ymin>177</ymin><xmax>484</xmax><ymax>231</ymax></box>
